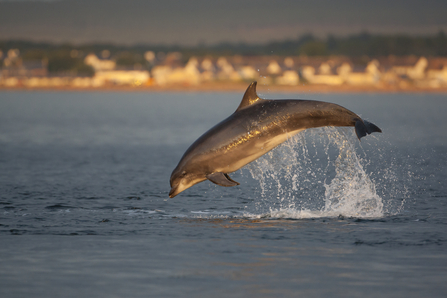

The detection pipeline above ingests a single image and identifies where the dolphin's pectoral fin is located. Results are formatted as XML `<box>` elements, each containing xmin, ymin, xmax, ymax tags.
<box><xmin>355</xmin><ymin>119</ymin><xmax>382</xmax><ymax>140</ymax></box>
<box><xmin>206</xmin><ymin>172</ymin><xmax>240</xmax><ymax>187</ymax></box>
<box><xmin>224</xmin><ymin>173</ymin><xmax>240</xmax><ymax>185</ymax></box>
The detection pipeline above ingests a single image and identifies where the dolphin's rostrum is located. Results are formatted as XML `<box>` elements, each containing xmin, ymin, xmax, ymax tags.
<box><xmin>169</xmin><ymin>82</ymin><xmax>381</xmax><ymax>198</ymax></box>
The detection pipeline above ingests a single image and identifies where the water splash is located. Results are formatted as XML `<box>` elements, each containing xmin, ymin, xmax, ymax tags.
<box><xmin>243</xmin><ymin>127</ymin><xmax>384</xmax><ymax>219</ymax></box>
<box><xmin>322</xmin><ymin>128</ymin><xmax>383</xmax><ymax>217</ymax></box>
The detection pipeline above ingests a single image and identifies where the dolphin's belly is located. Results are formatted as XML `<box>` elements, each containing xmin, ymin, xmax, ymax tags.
<box><xmin>213</xmin><ymin>128</ymin><xmax>304</xmax><ymax>173</ymax></box>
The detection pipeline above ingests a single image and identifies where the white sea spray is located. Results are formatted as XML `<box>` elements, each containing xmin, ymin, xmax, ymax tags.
<box><xmin>244</xmin><ymin>127</ymin><xmax>384</xmax><ymax>219</ymax></box>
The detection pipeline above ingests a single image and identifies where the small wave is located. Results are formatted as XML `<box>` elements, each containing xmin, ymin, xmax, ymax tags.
<box><xmin>244</xmin><ymin>208</ymin><xmax>327</xmax><ymax>219</ymax></box>
<box><xmin>45</xmin><ymin>204</ymin><xmax>76</xmax><ymax>210</ymax></box>
<box><xmin>184</xmin><ymin>206</ymin><xmax>383</xmax><ymax>221</ymax></box>
<box><xmin>122</xmin><ymin>209</ymin><xmax>158</xmax><ymax>215</ymax></box>
<box><xmin>243</xmin><ymin>208</ymin><xmax>345</xmax><ymax>220</ymax></box>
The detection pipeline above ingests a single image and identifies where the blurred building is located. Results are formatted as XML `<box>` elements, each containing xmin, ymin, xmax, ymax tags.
<box><xmin>1</xmin><ymin>47</ymin><xmax>447</xmax><ymax>89</ymax></box>
<box><xmin>84</xmin><ymin>53</ymin><xmax>116</xmax><ymax>71</ymax></box>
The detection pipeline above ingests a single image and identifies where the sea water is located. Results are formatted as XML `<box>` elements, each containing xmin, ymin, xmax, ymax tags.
<box><xmin>0</xmin><ymin>90</ymin><xmax>446</xmax><ymax>297</ymax></box>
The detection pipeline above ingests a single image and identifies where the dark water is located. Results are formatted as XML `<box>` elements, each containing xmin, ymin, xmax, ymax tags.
<box><xmin>1</xmin><ymin>90</ymin><xmax>446</xmax><ymax>297</ymax></box>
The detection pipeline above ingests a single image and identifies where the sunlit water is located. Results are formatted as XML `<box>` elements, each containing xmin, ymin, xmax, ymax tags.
<box><xmin>1</xmin><ymin>91</ymin><xmax>446</xmax><ymax>297</ymax></box>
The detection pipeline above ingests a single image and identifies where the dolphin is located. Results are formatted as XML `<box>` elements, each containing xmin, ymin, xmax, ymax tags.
<box><xmin>169</xmin><ymin>81</ymin><xmax>381</xmax><ymax>198</ymax></box>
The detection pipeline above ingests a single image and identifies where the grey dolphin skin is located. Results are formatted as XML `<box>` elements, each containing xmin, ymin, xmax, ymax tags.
<box><xmin>169</xmin><ymin>82</ymin><xmax>381</xmax><ymax>198</ymax></box>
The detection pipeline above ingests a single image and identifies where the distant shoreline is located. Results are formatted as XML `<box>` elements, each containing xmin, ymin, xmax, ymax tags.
<box><xmin>1</xmin><ymin>82</ymin><xmax>447</xmax><ymax>94</ymax></box>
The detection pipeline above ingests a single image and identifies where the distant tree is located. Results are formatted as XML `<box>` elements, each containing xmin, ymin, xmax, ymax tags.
<box><xmin>326</xmin><ymin>34</ymin><xmax>337</xmax><ymax>52</ymax></box>
<box><xmin>115</xmin><ymin>51</ymin><xmax>145</xmax><ymax>67</ymax></box>
<box><xmin>299</xmin><ymin>41</ymin><xmax>328</xmax><ymax>56</ymax></box>
<box><xmin>22</xmin><ymin>49</ymin><xmax>47</xmax><ymax>61</ymax></box>
<box><xmin>74</xmin><ymin>63</ymin><xmax>94</xmax><ymax>76</ymax></box>
<box><xmin>435</xmin><ymin>30</ymin><xmax>447</xmax><ymax>56</ymax></box>
<box><xmin>47</xmin><ymin>49</ymin><xmax>94</xmax><ymax>76</ymax></box>
<box><xmin>48</xmin><ymin>50</ymin><xmax>76</xmax><ymax>72</ymax></box>
<box><xmin>1</xmin><ymin>31</ymin><xmax>447</xmax><ymax>63</ymax></box>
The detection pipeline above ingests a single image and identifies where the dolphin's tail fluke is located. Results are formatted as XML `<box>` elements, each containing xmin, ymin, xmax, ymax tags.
<box><xmin>355</xmin><ymin>119</ymin><xmax>382</xmax><ymax>140</ymax></box>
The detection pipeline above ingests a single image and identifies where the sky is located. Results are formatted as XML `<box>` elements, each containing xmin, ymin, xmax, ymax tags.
<box><xmin>0</xmin><ymin>0</ymin><xmax>446</xmax><ymax>46</ymax></box>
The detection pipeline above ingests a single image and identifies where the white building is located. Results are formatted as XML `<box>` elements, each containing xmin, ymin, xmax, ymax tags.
<box><xmin>84</xmin><ymin>53</ymin><xmax>116</xmax><ymax>71</ymax></box>
<box><xmin>94</xmin><ymin>70</ymin><xmax>150</xmax><ymax>86</ymax></box>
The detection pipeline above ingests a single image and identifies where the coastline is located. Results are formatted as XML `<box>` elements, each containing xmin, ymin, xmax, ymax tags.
<box><xmin>1</xmin><ymin>81</ymin><xmax>447</xmax><ymax>94</ymax></box>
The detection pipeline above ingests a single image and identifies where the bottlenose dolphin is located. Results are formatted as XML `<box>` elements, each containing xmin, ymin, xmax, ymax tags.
<box><xmin>169</xmin><ymin>82</ymin><xmax>381</xmax><ymax>198</ymax></box>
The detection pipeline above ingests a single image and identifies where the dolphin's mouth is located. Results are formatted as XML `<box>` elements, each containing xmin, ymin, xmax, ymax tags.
<box><xmin>169</xmin><ymin>185</ymin><xmax>179</xmax><ymax>198</ymax></box>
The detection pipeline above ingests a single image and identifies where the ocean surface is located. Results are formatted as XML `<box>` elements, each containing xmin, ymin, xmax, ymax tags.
<box><xmin>1</xmin><ymin>89</ymin><xmax>446</xmax><ymax>297</ymax></box>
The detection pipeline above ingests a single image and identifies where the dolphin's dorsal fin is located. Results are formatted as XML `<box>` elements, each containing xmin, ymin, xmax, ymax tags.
<box><xmin>236</xmin><ymin>81</ymin><xmax>263</xmax><ymax>112</ymax></box>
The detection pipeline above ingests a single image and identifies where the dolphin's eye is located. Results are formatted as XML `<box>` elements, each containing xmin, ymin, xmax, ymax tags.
<box><xmin>181</xmin><ymin>171</ymin><xmax>187</xmax><ymax>177</ymax></box>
